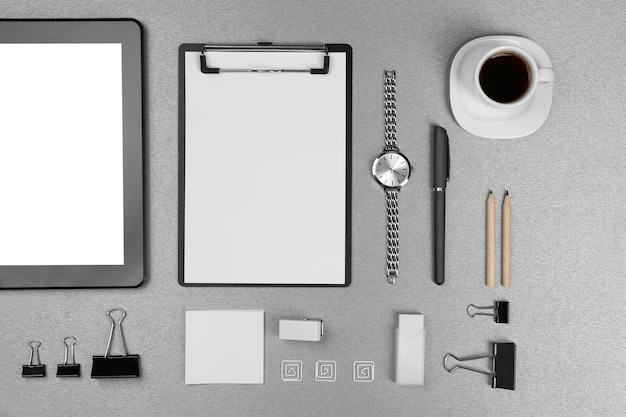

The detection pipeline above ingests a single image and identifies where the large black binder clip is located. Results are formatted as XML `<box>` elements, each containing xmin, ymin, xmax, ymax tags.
<box><xmin>22</xmin><ymin>341</ymin><xmax>46</xmax><ymax>377</ymax></box>
<box><xmin>91</xmin><ymin>308</ymin><xmax>140</xmax><ymax>378</ymax></box>
<box><xmin>57</xmin><ymin>336</ymin><xmax>80</xmax><ymax>377</ymax></box>
<box><xmin>444</xmin><ymin>342</ymin><xmax>516</xmax><ymax>390</ymax></box>
<box><xmin>467</xmin><ymin>301</ymin><xmax>509</xmax><ymax>323</ymax></box>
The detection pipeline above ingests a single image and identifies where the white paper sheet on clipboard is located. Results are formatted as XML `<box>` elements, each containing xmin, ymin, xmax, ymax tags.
<box><xmin>180</xmin><ymin>44</ymin><xmax>351</xmax><ymax>286</ymax></box>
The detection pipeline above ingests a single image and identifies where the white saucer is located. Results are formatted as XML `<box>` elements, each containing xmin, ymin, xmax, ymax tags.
<box><xmin>450</xmin><ymin>35</ymin><xmax>554</xmax><ymax>139</ymax></box>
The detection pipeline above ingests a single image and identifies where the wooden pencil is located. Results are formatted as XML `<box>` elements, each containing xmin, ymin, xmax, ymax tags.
<box><xmin>502</xmin><ymin>191</ymin><xmax>511</xmax><ymax>287</ymax></box>
<box><xmin>486</xmin><ymin>191</ymin><xmax>495</xmax><ymax>287</ymax></box>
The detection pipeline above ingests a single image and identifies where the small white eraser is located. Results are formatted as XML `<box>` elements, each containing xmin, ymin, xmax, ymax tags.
<box><xmin>395</xmin><ymin>313</ymin><xmax>424</xmax><ymax>386</ymax></box>
<box><xmin>279</xmin><ymin>319</ymin><xmax>323</xmax><ymax>341</ymax></box>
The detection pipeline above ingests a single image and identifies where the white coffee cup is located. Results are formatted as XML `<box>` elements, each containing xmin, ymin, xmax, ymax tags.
<box><xmin>475</xmin><ymin>45</ymin><xmax>554</xmax><ymax>108</ymax></box>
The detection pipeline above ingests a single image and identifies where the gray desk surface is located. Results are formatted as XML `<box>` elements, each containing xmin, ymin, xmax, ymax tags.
<box><xmin>2</xmin><ymin>1</ymin><xmax>626</xmax><ymax>416</ymax></box>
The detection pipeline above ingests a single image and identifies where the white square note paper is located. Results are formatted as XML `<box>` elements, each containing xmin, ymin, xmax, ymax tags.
<box><xmin>185</xmin><ymin>310</ymin><xmax>264</xmax><ymax>384</ymax></box>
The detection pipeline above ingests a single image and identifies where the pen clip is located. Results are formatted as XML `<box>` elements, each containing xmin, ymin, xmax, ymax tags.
<box><xmin>445</xmin><ymin>131</ymin><xmax>450</xmax><ymax>182</ymax></box>
<box><xmin>446</xmin><ymin>143</ymin><xmax>450</xmax><ymax>182</ymax></box>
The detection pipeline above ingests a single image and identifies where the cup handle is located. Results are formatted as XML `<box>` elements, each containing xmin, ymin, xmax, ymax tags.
<box><xmin>538</xmin><ymin>67</ymin><xmax>554</xmax><ymax>83</ymax></box>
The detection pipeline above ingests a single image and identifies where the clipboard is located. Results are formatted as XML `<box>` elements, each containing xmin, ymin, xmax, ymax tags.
<box><xmin>178</xmin><ymin>43</ymin><xmax>351</xmax><ymax>286</ymax></box>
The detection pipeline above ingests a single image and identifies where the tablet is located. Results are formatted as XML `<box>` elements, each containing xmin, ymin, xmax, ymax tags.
<box><xmin>0</xmin><ymin>19</ymin><xmax>145</xmax><ymax>288</ymax></box>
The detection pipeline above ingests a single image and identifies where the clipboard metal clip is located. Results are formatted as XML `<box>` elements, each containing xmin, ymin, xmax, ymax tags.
<box><xmin>200</xmin><ymin>42</ymin><xmax>330</xmax><ymax>74</ymax></box>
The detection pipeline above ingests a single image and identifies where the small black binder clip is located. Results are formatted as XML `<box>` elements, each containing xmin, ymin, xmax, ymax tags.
<box><xmin>91</xmin><ymin>308</ymin><xmax>140</xmax><ymax>378</ymax></box>
<box><xmin>444</xmin><ymin>342</ymin><xmax>516</xmax><ymax>390</ymax></box>
<box><xmin>467</xmin><ymin>301</ymin><xmax>509</xmax><ymax>323</ymax></box>
<box><xmin>22</xmin><ymin>341</ymin><xmax>45</xmax><ymax>377</ymax></box>
<box><xmin>57</xmin><ymin>336</ymin><xmax>80</xmax><ymax>377</ymax></box>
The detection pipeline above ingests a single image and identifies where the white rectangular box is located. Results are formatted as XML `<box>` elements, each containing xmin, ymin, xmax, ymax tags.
<box><xmin>395</xmin><ymin>314</ymin><xmax>424</xmax><ymax>385</ymax></box>
<box><xmin>279</xmin><ymin>319</ymin><xmax>323</xmax><ymax>341</ymax></box>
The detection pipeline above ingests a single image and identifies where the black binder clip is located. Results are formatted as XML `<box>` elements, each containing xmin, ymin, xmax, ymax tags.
<box><xmin>467</xmin><ymin>301</ymin><xmax>509</xmax><ymax>323</ymax></box>
<box><xmin>22</xmin><ymin>341</ymin><xmax>46</xmax><ymax>377</ymax></box>
<box><xmin>91</xmin><ymin>308</ymin><xmax>140</xmax><ymax>378</ymax></box>
<box><xmin>444</xmin><ymin>342</ymin><xmax>516</xmax><ymax>390</ymax></box>
<box><xmin>57</xmin><ymin>336</ymin><xmax>80</xmax><ymax>377</ymax></box>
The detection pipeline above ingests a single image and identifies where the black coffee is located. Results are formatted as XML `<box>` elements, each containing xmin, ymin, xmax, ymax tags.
<box><xmin>479</xmin><ymin>53</ymin><xmax>531</xmax><ymax>104</ymax></box>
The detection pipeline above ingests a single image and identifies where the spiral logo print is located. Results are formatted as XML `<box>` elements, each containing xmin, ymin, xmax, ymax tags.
<box><xmin>281</xmin><ymin>360</ymin><xmax>302</xmax><ymax>382</ymax></box>
<box><xmin>353</xmin><ymin>361</ymin><xmax>375</xmax><ymax>382</ymax></box>
<box><xmin>315</xmin><ymin>361</ymin><xmax>336</xmax><ymax>382</ymax></box>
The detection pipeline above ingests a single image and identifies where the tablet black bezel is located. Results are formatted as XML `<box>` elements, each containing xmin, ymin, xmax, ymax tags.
<box><xmin>0</xmin><ymin>19</ymin><xmax>145</xmax><ymax>289</ymax></box>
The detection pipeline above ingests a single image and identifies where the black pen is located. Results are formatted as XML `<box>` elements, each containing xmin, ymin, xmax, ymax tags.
<box><xmin>433</xmin><ymin>126</ymin><xmax>450</xmax><ymax>285</ymax></box>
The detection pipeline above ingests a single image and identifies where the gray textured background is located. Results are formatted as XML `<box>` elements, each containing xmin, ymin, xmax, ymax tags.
<box><xmin>1</xmin><ymin>0</ymin><xmax>626</xmax><ymax>416</ymax></box>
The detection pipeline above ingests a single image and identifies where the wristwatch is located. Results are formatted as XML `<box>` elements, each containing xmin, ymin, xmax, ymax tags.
<box><xmin>371</xmin><ymin>70</ymin><xmax>411</xmax><ymax>284</ymax></box>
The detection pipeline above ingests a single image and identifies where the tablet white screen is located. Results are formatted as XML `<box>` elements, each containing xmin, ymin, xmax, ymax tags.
<box><xmin>0</xmin><ymin>43</ymin><xmax>124</xmax><ymax>266</ymax></box>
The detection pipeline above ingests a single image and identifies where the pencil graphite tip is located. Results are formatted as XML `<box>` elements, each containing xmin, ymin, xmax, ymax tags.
<box><xmin>505</xmin><ymin>190</ymin><xmax>509</xmax><ymax>196</ymax></box>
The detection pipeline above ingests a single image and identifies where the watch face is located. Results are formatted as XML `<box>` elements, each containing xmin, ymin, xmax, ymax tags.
<box><xmin>372</xmin><ymin>152</ymin><xmax>411</xmax><ymax>188</ymax></box>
